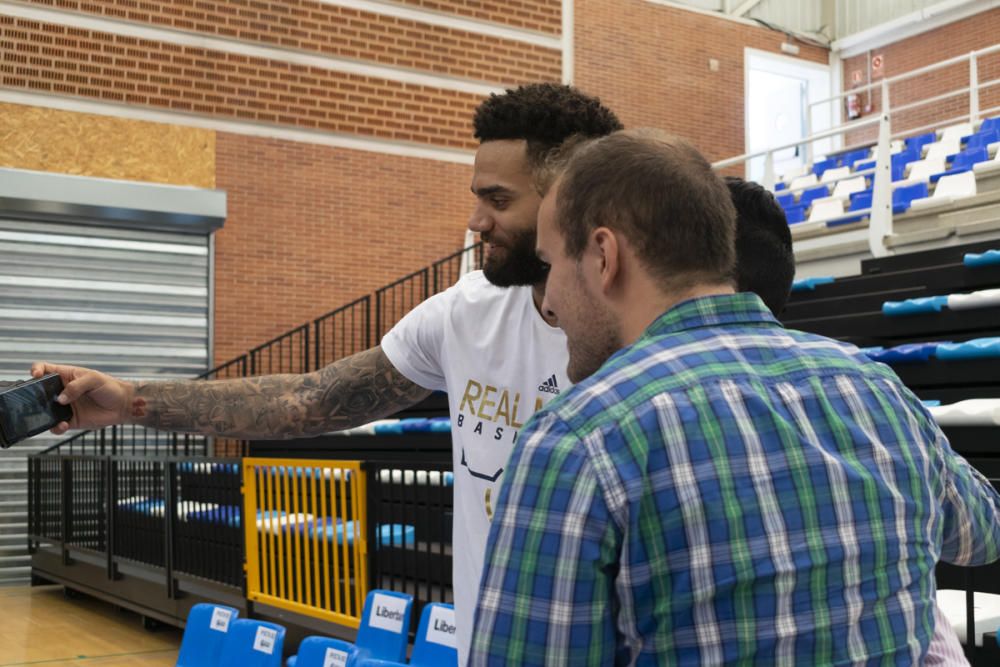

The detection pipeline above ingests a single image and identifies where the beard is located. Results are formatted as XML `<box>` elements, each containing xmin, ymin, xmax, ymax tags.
<box><xmin>565</xmin><ymin>272</ymin><xmax>623</xmax><ymax>383</ymax></box>
<box><xmin>481</xmin><ymin>227</ymin><xmax>550</xmax><ymax>287</ymax></box>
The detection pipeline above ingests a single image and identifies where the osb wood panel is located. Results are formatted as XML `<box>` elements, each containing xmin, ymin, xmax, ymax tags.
<box><xmin>0</xmin><ymin>102</ymin><xmax>215</xmax><ymax>187</ymax></box>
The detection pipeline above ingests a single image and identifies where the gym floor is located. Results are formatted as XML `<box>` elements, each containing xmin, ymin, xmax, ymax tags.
<box><xmin>0</xmin><ymin>586</ymin><xmax>180</xmax><ymax>666</ymax></box>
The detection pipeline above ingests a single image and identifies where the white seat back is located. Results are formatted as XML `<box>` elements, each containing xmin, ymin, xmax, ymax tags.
<box><xmin>789</xmin><ymin>173</ymin><xmax>818</xmax><ymax>191</ymax></box>
<box><xmin>820</xmin><ymin>166</ymin><xmax>851</xmax><ymax>183</ymax></box>
<box><xmin>831</xmin><ymin>176</ymin><xmax>867</xmax><ymax>199</ymax></box>
<box><xmin>807</xmin><ymin>198</ymin><xmax>845</xmax><ymax>223</ymax></box>
<box><xmin>907</xmin><ymin>157</ymin><xmax>947</xmax><ymax>183</ymax></box>
<box><xmin>933</xmin><ymin>170</ymin><xmax>977</xmax><ymax>199</ymax></box>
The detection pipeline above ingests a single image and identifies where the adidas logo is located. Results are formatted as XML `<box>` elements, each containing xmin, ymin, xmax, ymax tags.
<box><xmin>538</xmin><ymin>374</ymin><xmax>560</xmax><ymax>394</ymax></box>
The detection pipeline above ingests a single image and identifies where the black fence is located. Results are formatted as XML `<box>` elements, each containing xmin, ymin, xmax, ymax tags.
<box><xmin>28</xmin><ymin>455</ymin><xmax>244</xmax><ymax>590</ymax></box>
<box><xmin>366</xmin><ymin>460</ymin><xmax>454</xmax><ymax>639</ymax></box>
<box><xmin>41</xmin><ymin>243</ymin><xmax>482</xmax><ymax>458</ymax></box>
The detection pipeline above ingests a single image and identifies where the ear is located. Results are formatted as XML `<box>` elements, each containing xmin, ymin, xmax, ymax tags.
<box><xmin>588</xmin><ymin>227</ymin><xmax>620</xmax><ymax>293</ymax></box>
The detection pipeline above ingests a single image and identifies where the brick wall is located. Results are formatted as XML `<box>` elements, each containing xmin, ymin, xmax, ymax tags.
<box><xmin>0</xmin><ymin>16</ymin><xmax>485</xmax><ymax>149</ymax></box>
<box><xmin>842</xmin><ymin>7</ymin><xmax>1000</xmax><ymax>144</ymax></box>
<box><xmin>18</xmin><ymin>0</ymin><xmax>560</xmax><ymax>84</ymax></box>
<box><xmin>575</xmin><ymin>0</ymin><xmax>828</xmax><ymax>166</ymax></box>
<box><xmin>398</xmin><ymin>0</ymin><xmax>561</xmax><ymax>34</ymax></box>
<box><xmin>213</xmin><ymin>133</ymin><xmax>472</xmax><ymax>364</ymax></box>
<box><xmin>1</xmin><ymin>0</ymin><xmax>566</xmax><ymax>370</ymax></box>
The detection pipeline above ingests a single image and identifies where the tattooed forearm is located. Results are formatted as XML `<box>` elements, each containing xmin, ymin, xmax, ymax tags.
<box><xmin>129</xmin><ymin>346</ymin><xmax>430</xmax><ymax>439</ymax></box>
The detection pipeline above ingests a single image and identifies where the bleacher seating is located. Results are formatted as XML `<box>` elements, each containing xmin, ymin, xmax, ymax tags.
<box><xmin>782</xmin><ymin>240</ymin><xmax>1000</xmax><ymax>664</ymax></box>
<box><xmin>355</xmin><ymin>603</ymin><xmax>458</xmax><ymax>667</ymax></box>
<box><xmin>219</xmin><ymin>619</ymin><xmax>286</xmax><ymax>667</ymax></box>
<box><xmin>770</xmin><ymin>115</ymin><xmax>1000</xmax><ymax>247</ymax></box>
<box><xmin>286</xmin><ymin>636</ymin><xmax>358</xmax><ymax>667</ymax></box>
<box><xmin>177</xmin><ymin>603</ymin><xmax>240</xmax><ymax>667</ymax></box>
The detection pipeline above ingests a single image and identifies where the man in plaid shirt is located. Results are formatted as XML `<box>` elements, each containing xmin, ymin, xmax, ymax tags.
<box><xmin>471</xmin><ymin>130</ymin><xmax>1000</xmax><ymax>665</ymax></box>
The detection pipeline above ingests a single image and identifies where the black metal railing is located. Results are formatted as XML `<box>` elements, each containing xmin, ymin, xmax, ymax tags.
<box><xmin>366</xmin><ymin>461</ymin><xmax>454</xmax><ymax>639</ymax></box>
<box><xmin>375</xmin><ymin>268</ymin><xmax>430</xmax><ymax>344</ymax></box>
<box><xmin>314</xmin><ymin>296</ymin><xmax>372</xmax><ymax>369</ymax></box>
<box><xmin>29</xmin><ymin>454</ymin><xmax>244</xmax><ymax>589</ymax></box>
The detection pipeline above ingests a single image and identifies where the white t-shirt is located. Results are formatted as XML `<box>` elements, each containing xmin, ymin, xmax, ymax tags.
<box><xmin>381</xmin><ymin>270</ymin><xmax>569</xmax><ymax>666</ymax></box>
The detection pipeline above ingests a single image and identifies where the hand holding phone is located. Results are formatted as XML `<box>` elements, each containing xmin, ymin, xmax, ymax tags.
<box><xmin>0</xmin><ymin>374</ymin><xmax>74</xmax><ymax>448</ymax></box>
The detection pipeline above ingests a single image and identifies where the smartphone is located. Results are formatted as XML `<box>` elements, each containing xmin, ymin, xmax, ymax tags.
<box><xmin>0</xmin><ymin>374</ymin><xmax>74</xmax><ymax>448</ymax></box>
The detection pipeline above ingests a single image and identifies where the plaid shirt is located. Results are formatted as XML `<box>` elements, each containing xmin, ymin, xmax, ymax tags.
<box><xmin>471</xmin><ymin>293</ymin><xmax>1000</xmax><ymax>666</ymax></box>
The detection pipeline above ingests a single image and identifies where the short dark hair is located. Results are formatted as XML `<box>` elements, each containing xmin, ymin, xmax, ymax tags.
<box><xmin>473</xmin><ymin>83</ymin><xmax>623</xmax><ymax>169</ymax></box>
<box><xmin>725</xmin><ymin>177</ymin><xmax>795</xmax><ymax>315</ymax></box>
<box><xmin>556</xmin><ymin>130</ymin><xmax>736</xmax><ymax>289</ymax></box>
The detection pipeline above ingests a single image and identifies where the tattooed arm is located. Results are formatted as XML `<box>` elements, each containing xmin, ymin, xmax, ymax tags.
<box><xmin>30</xmin><ymin>346</ymin><xmax>431</xmax><ymax>439</ymax></box>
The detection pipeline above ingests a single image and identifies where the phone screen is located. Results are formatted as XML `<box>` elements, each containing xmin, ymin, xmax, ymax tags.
<box><xmin>0</xmin><ymin>374</ymin><xmax>73</xmax><ymax>446</ymax></box>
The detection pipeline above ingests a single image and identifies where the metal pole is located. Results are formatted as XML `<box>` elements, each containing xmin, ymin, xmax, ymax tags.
<box><xmin>868</xmin><ymin>80</ymin><xmax>893</xmax><ymax>258</ymax></box>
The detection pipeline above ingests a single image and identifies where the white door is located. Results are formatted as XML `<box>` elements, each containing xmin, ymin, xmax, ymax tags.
<box><xmin>746</xmin><ymin>49</ymin><xmax>833</xmax><ymax>183</ymax></box>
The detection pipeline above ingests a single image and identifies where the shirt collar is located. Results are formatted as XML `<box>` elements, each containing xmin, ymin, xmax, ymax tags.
<box><xmin>641</xmin><ymin>292</ymin><xmax>782</xmax><ymax>340</ymax></box>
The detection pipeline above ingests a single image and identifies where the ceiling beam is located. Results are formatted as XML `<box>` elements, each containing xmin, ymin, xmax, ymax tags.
<box><xmin>730</xmin><ymin>0</ymin><xmax>764</xmax><ymax>17</ymax></box>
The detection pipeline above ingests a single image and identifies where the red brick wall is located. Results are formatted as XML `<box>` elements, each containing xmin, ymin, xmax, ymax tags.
<box><xmin>575</xmin><ymin>0</ymin><xmax>828</xmax><ymax>166</ymax></box>
<box><xmin>842</xmin><ymin>8</ymin><xmax>1000</xmax><ymax>143</ymax></box>
<box><xmin>18</xmin><ymin>0</ymin><xmax>560</xmax><ymax>83</ymax></box>
<box><xmin>399</xmin><ymin>0</ymin><xmax>561</xmax><ymax>35</ymax></box>
<box><xmin>213</xmin><ymin>133</ymin><xmax>472</xmax><ymax>364</ymax></box>
<box><xmin>0</xmin><ymin>16</ymin><xmax>485</xmax><ymax>149</ymax></box>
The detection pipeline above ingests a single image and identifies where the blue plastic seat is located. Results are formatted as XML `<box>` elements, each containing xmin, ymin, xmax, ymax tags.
<box><xmin>774</xmin><ymin>181</ymin><xmax>787</xmax><ymax>191</ymax></box>
<box><xmin>308</xmin><ymin>518</ymin><xmax>414</xmax><ymax>547</ymax></box>
<box><xmin>799</xmin><ymin>185</ymin><xmax>831</xmax><ymax>208</ymax></box>
<box><xmin>937</xmin><ymin>338</ymin><xmax>1000</xmax><ymax>361</ymax></box>
<box><xmin>218</xmin><ymin>619</ymin><xmax>286</xmax><ymax>667</ymax></box>
<box><xmin>930</xmin><ymin>147</ymin><xmax>990</xmax><ymax>183</ymax></box>
<box><xmin>409</xmin><ymin>603</ymin><xmax>459</xmax><ymax>666</ymax></box>
<box><xmin>965</xmin><ymin>250</ymin><xmax>1000</xmax><ymax>268</ymax></box>
<box><xmin>399</xmin><ymin>418</ymin><xmax>431</xmax><ymax>433</ymax></box>
<box><xmin>783</xmin><ymin>204</ymin><xmax>806</xmax><ymax>224</ymax></box>
<box><xmin>354</xmin><ymin>590</ymin><xmax>413</xmax><ymax>663</ymax></box>
<box><xmin>790</xmin><ymin>276</ymin><xmax>835</xmax><ymax>292</ymax></box>
<box><xmin>840</xmin><ymin>148</ymin><xmax>871</xmax><ymax>169</ymax></box>
<box><xmin>829</xmin><ymin>189</ymin><xmax>873</xmax><ymax>226</ymax></box>
<box><xmin>286</xmin><ymin>636</ymin><xmax>358</xmax><ymax>667</ymax></box>
<box><xmin>849</xmin><ymin>189</ymin><xmax>872</xmax><ymax>210</ymax></box>
<box><xmin>775</xmin><ymin>192</ymin><xmax>796</xmax><ymax>208</ymax></box>
<box><xmin>963</xmin><ymin>129</ymin><xmax>999</xmax><ymax>151</ymax></box>
<box><xmin>177</xmin><ymin>603</ymin><xmax>240</xmax><ymax>667</ymax></box>
<box><xmin>882</xmin><ymin>295</ymin><xmax>949</xmax><ymax>317</ymax></box>
<box><xmin>352</xmin><ymin>605</ymin><xmax>458</xmax><ymax>667</ymax></box>
<box><xmin>980</xmin><ymin>116</ymin><xmax>999</xmax><ymax>134</ymax></box>
<box><xmin>905</xmin><ymin>131</ymin><xmax>936</xmax><ymax>154</ymax></box>
<box><xmin>812</xmin><ymin>158</ymin><xmax>838</xmax><ymax>178</ymax></box>
<box><xmin>867</xmin><ymin>342</ymin><xmax>943</xmax><ymax>364</ymax></box>
<box><xmin>892</xmin><ymin>182</ymin><xmax>929</xmax><ymax>214</ymax></box>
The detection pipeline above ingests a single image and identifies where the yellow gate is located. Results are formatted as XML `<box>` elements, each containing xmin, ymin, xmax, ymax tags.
<box><xmin>243</xmin><ymin>458</ymin><xmax>367</xmax><ymax>628</ymax></box>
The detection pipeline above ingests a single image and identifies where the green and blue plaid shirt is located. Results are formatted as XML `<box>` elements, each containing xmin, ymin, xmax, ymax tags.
<box><xmin>470</xmin><ymin>293</ymin><xmax>1000</xmax><ymax>666</ymax></box>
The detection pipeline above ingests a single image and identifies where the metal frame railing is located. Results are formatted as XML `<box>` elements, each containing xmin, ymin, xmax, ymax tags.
<box><xmin>242</xmin><ymin>458</ymin><xmax>368</xmax><ymax>629</ymax></box>
<box><xmin>714</xmin><ymin>45</ymin><xmax>1000</xmax><ymax>259</ymax></box>
<box><xmin>27</xmin><ymin>454</ymin><xmax>245</xmax><ymax>590</ymax></box>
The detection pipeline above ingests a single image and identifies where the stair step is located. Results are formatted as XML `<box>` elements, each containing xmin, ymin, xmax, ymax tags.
<box><xmin>0</xmin><ymin>533</ymin><xmax>27</xmax><ymax>546</ymax></box>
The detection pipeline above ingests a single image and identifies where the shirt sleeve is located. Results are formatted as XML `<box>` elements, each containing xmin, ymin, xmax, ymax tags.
<box><xmin>470</xmin><ymin>411</ymin><xmax>620</xmax><ymax>667</ymax></box>
<box><xmin>379</xmin><ymin>286</ymin><xmax>453</xmax><ymax>392</ymax></box>
<box><xmin>935</xmin><ymin>425</ymin><xmax>1000</xmax><ymax>566</ymax></box>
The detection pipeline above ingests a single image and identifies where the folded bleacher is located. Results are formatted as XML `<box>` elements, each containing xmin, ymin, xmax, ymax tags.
<box><xmin>772</xmin><ymin>116</ymin><xmax>1000</xmax><ymax>236</ymax></box>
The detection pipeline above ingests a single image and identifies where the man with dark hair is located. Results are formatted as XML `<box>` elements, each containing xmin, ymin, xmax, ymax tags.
<box><xmin>471</xmin><ymin>129</ymin><xmax>1000</xmax><ymax>665</ymax></box>
<box><xmin>726</xmin><ymin>176</ymin><xmax>795</xmax><ymax>315</ymax></box>
<box><xmin>31</xmin><ymin>83</ymin><xmax>623</xmax><ymax>665</ymax></box>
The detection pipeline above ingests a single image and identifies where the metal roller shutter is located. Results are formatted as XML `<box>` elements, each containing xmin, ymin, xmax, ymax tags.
<box><xmin>0</xmin><ymin>218</ymin><xmax>212</xmax><ymax>584</ymax></box>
